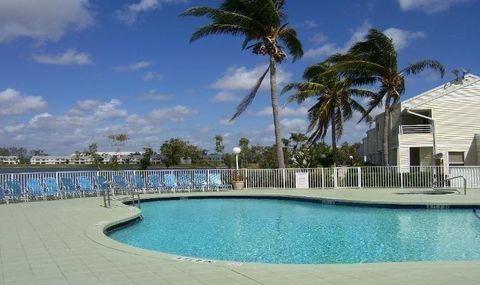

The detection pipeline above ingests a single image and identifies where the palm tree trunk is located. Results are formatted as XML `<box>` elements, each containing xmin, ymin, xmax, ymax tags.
<box><xmin>382</xmin><ymin>95</ymin><xmax>391</xmax><ymax>166</ymax></box>
<box><xmin>331</xmin><ymin>108</ymin><xmax>337</xmax><ymax>167</ymax></box>
<box><xmin>269</xmin><ymin>57</ymin><xmax>286</xmax><ymax>169</ymax></box>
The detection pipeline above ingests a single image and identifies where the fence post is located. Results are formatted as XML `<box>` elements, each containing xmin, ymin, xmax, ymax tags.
<box><xmin>357</xmin><ymin>167</ymin><xmax>362</xmax><ymax>188</ymax></box>
<box><xmin>321</xmin><ymin>168</ymin><xmax>324</xmax><ymax>189</ymax></box>
<box><xmin>400</xmin><ymin>168</ymin><xmax>404</xmax><ymax>189</ymax></box>
<box><xmin>333</xmin><ymin>167</ymin><xmax>338</xmax><ymax>189</ymax></box>
<box><xmin>243</xmin><ymin>169</ymin><xmax>247</xmax><ymax>189</ymax></box>
<box><xmin>282</xmin><ymin>169</ymin><xmax>286</xmax><ymax>189</ymax></box>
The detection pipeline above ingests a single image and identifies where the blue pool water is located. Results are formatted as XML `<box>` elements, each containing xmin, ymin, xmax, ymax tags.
<box><xmin>109</xmin><ymin>198</ymin><xmax>480</xmax><ymax>264</ymax></box>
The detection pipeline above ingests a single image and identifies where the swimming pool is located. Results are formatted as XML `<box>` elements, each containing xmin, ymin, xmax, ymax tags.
<box><xmin>109</xmin><ymin>198</ymin><xmax>480</xmax><ymax>264</ymax></box>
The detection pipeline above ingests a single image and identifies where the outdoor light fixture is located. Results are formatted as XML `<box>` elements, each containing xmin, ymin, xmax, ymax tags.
<box><xmin>233</xmin><ymin>147</ymin><xmax>241</xmax><ymax>170</ymax></box>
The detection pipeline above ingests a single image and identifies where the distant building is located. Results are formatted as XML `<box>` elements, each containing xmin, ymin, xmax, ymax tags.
<box><xmin>0</xmin><ymin>156</ymin><xmax>18</xmax><ymax>164</ymax></box>
<box><xmin>31</xmin><ymin>156</ymin><xmax>70</xmax><ymax>165</ymax></box>
<box><xmin>28</xmin><ymin>151</ymin><xmax>161</xmax><ymax>165</ymax></box>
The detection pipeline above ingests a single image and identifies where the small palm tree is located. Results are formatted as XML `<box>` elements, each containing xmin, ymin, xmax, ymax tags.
<box><xmin>283</xmin><ymin>61</ymin><xmax>373</xmax><ymax>166</ymax></box>
<box><xmin>182</xmin><ymin>0</ymin><xmax>303</xmax><ymax>169</ymax></box>
<box><xmin>332</xmin><ymin>28</ymin><xmax>445</xmax><ymax>166</ymax></box>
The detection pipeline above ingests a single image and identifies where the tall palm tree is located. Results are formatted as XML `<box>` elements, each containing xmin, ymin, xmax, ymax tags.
<box><xmin>282</xmin><ymin>61</ymin><xmax>373</xmax><ymax>165</ymax></box>
<box><xmin>331</xmin><ymin>29</ymin><xmax>445</xmax><ymax>166</ymax></box>
<box><xmin>182</xmin><ymin>0</ymin><xmax>303</xmax><ymax>169</ymax></box>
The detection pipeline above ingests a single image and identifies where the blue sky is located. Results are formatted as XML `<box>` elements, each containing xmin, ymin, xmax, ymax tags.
<box><xmin>0</xmin><ymin>0</ymin><xmax>479</xmax><ymax>155</ymax></box>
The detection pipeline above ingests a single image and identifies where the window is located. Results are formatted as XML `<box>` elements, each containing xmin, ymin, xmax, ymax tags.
<box><xmin>449</xmin><ymin>152</ymin><xmax>464</xmax><ymax>166</ymax></box>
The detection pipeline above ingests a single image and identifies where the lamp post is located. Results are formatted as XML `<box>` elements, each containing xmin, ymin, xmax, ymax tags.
<box><xmin>233</xmin><ymin>147</ymin><xmax>241</xmax><ymax>170</ymax></box>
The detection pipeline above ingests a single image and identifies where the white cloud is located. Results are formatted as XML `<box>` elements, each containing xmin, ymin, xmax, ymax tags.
<box><xmin>212</xmin><ymin>64</ymin><xmax>292</xmax><ymax>91</ymax></box>
<box><xmin>304</xmin><ymin>21</ymin><xmax>372</xmax><ymax>59</ymax></box>
<box><xmin>398</xmin><ymin>0</ymin><xmax>468</xmax><ymax>13</ymax></box>
<box><xmin>139</xmin><ymin>90</ymin><xmax>172</xmax><ymax>101</ymax></box>
<box><xmin>66</xmin><ymin>99</ymin><xmax>128</xmax><ymax>121</ymax></box>
<box><xmin>149</xmin><ymin>105</ymin><xmax>198</xmax><ymax>122</ymax></box>
<box><xmin>254</xmin><ymin>106</ymin><xmax>309</xmax><ymax>117</ymax></box>
<box><xmin>383</xmin><ymin>28</ymin><xmax>426</xmax><ymax>50</ymax></box>
<box><xmin>305</xmin><ymin>22</ymin><xmax>426</xmax><ymax>58</ymax></box>
<box><xmin>0</xmin><ymin>97</ymin><xmax>203</xmax><ymax>154</ymax></box>
<box><xmin>143</xmin><ymin>71</ymin><xmax>162</xmax><ymax>81</ymax></box>
<box><xmin>33</xmin><ymin>49</ymin><xmax>93</xmax><ymax>65</ymax></box>
<box><xmin>117</xmin><ymin>0</ymin><xmax>189</xmax><ymax>25</ymax></box>
<box><xmin>210</xmin><ymin>91</ymin><xmax>240</xmax><ymax>103</ymax></box>
<box><xmin>0</xmin><ymin>88</ymin><xmax>47</xmax><ymax>115</ymax></box>
<box><xmin>0</xmin><ymin>0</ymin><xmax>93</xmax><ymax>43</ymax></box>
<box><xmin>114</xmin><ymin>61</ymin><xmax>152</xmax><ymax>72</ymax></box>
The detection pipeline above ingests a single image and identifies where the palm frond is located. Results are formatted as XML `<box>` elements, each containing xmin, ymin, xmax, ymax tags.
<box><xmin>402</xmin><ymin>60</ymin><xmax>445</xmax><ymax>77</ymax></box>
<box><xmin>190</xmin><ymin>23</ymin><xmax>246</xmax><ymax>42</ymax></box>
<box><xmin>230</xmin><ymin>66</ymin><xmax>270</xmax><ymax>120</ymax></box>
<box><xmin>278</xmin><ymin>27</ymin><xmax>303</xmax><ymax>62</ymax></box>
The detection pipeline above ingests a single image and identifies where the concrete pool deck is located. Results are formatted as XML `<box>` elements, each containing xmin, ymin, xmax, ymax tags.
<box><xmin>1</xmin><ymin>188</ymin><xmax>480</xmax><ymax>285</ymax></box>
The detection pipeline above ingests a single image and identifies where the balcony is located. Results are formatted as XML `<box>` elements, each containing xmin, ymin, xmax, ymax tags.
<box><xmin>399</xmin><ymin>124</ymin><xmax>432</xmax><ymax>135</ymax></box>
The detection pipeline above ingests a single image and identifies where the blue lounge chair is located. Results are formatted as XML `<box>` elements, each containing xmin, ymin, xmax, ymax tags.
<box><xmin>131</xmin><ymin>176</ymin><xmax>145</xmax><ymax>193</ymax></box>
<box><xmin>6</xmin><ymin>180</ymin><xmax>23</xmax><ymax>200</ymax></box>
<box><xmin>209</xmin><ymin>173</ymin><xmax>232</xmax><ymax>191</ymax></box>
<box><xmin>112</xmin><ymin>175</ymin><xmax>129</xmax><ymax>194</ymax></box>
<box><xmin>177</xmin><ymin>174</ymin><xmax>192</xmax><ymax>192</ymax></box>
<box><xmin>163</xmin><ymin>174</ymin><xmax>177</xmax><ymax>192</ymax></box>
<box><xmin>60</xmin><ymin>177</ymin><xmax>79</xmax><ymax>197</ymax></box>
<box><xmin>43</xmin><ymin>177</ymin><xmax>62</xmax><ymax>198</ymax></box>
<box><xmin>78</xmin><ymin>176</ymin><xmax>95</xmax><ymax>196</ymax></box>
<box><xmin>27</xmin><ymin>178</ymin><xmax>45</xmax><ymax>199</ymax></box>
<box><xmin>193</xmin><ymin>173</ymin><xmax>207</xmax><ymax>192</ymax></box>
<box><xmin>147</xmin><ymin>175</ymin><xmax>162</xmax><ymax>193</ymax></box>
<box><xmin>94</xmin><ymin>176</ymin><xmax>109</xmax><ymax>192</ymax></box>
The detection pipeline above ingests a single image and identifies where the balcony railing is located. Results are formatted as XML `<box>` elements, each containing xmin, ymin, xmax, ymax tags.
<box><xmin>399</xmin><ymin>124</ymin><xmax>432</xmax><ymax>134</ymax></box>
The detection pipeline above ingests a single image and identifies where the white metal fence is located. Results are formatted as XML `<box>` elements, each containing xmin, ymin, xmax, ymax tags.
<box><xmin>0</xmin><ymin>166</ymin><xmax>479</xmax><ymax>200</ymax></box>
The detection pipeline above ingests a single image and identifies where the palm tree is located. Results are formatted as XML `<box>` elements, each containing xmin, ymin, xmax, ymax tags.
<box><xmin>331</xmin><ymin>28</ymin><xmax>445</xmax><ymax>166</ymax></box>
<box><xmin>181</xmin><ymin>0</ymin><xmax>303</xmax><ymax>168</ymax></box>
<box><xmin>282</xmin><ymin>61</ymin><xmax>373</xmax><ymax>166</ymax></box>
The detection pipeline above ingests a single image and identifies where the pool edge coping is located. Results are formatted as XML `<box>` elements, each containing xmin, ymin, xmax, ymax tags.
<box><xmin>89</xmin><ymin>192</ymin><xmax>480</xmax><ymax>268</ymax></box>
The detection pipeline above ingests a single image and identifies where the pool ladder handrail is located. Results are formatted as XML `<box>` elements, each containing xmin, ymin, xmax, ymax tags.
<box><xmin>433</xmin><ymin>175</ymin><xmax>466</xmax><ymax>195</ymax></box>
<box><xmin>102</xmin><ymin>188</ymin><xmax>140</xmax><ymax>208</ymax></box>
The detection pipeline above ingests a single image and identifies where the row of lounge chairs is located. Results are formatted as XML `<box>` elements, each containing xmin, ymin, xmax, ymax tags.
<box><xmin>0</xmin><ymin>173</ymin><xmax>231</xmax><ymax>202</ymax></box>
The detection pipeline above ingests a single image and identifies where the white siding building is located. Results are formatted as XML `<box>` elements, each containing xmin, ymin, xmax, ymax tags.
<box><xmin>31</xmin><ymin>156</ymin><xmax>70</xmax><ymax>165</ymax></box>
<box><xmin>358</xmin><ymin>74</ymin><xmax>480</xmax><ymax>171</ymax></box>
<box><xmin>0</xmin><ymin>156</ymin><xmax>19</xmax><ymax>164</ymax></box>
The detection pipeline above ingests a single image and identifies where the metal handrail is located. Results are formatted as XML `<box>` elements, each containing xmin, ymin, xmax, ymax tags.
<box><xmin>433</xmin><ymin>176</ymin><xmax>467</xmax><ymax>195</ymax></box>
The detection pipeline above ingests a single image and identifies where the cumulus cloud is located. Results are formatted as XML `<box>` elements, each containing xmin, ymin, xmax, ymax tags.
<box><xmin>0</xmin><ymin>96</ymin><xmax>204</xmax><ymax>154</ymax></box>
<box><xmin>0</xmin><ymin>0</ymin><xmax>93</xmax><ymax>43</ymax></box>
<box><xmin>139</xmin><ymin>90</ymin><xmax>172</xmax><ymax>101</ymax></box>
<box><xmin>117</xmin><ymin>0</ymin><xmax>189</xmax><ymax>25</ymax></box>
<box><xmin>149</xmin><ymin>105</ymin><xmax>198</xmax><ymax>122</ymax></box>
<box><xmin>0</xmin><ymin>88</ymin><xmax>47</xmax><ymax>115</ymax></box>
<box><xmin>398</xmin><ymin>0</ymin><xmax>468</xmax><ymax>13</ymax></box>
<box><xmin>33</xmin><ymin>49</ymin><xmax>93</xmax><ymax>65</ymax></box>
<box><xmin>304</xmin><ymin>21</ymin><xmax>372</xmax><ymax>59</ymax></box>
<box><xmin>211</xmin><ymin>64</ymin><xmax>292</xmax><ymax>91</ymax></box>
<box><xmin>383</xmin><ymin>28</ymin><xmax>426</xmax><ymax>50</ymax></box>
<box><xmin>114</xmin><ymin>61</ymin><xmax>152</xmax><ymax>72</ymax></box>
<box><xmin>210</xmin><ymin>91</ymin><xmax>241</xmax><ymax>103</ymax></box>
<box><xmin>305</xmin><ymin>22</ymin><xmax>426</xmax><ymax>59</ymax></box>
